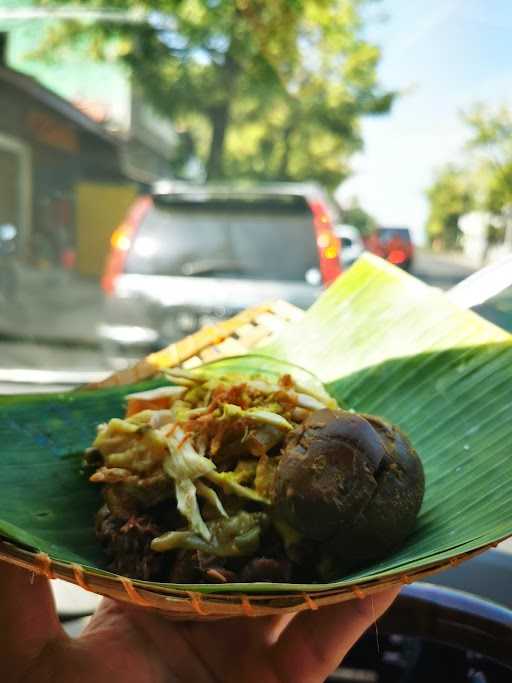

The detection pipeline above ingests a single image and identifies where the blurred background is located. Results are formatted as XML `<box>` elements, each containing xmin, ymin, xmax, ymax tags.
<box><xmin>1</xmin><ymin>2</ymin><xmax>512</xmax><ymax>679</ymax></box>
<box><xmin>0</xmin><ymin>0</ymin><xmax>511</xmax><ymax>376</ymax></box>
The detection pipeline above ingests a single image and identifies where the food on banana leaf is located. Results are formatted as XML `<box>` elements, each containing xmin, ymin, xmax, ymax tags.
<box><xmin>85</xmin><ymin>368</ymin><xmax>424</xmax><ymax>583</ymax></box>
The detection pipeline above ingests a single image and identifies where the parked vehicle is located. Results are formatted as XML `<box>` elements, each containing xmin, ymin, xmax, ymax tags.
<box><xmin>100</xmin><ymin>182</ymin><xmax>342</xmax><ymax>350</ymax></box>
<box><xmin>334</xmin><ymin>223</ymin><xmax>365</xmax><ymax>268</ymax></box>
<box><xmin>367</xmin><ymin>226</ymin><xmax>414</xmax><ymax>270</ymax></box>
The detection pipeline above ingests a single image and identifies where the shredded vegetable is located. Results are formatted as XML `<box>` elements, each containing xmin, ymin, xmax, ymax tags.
<box><xmin>151</xmin><ymin>511</ymin><xmax>267</xmax><ymax>556</ymax></box>
<box><xmin>87</xmin><ymin>369</ymin><xmax>337</xmax><ymax>563</ymax></box>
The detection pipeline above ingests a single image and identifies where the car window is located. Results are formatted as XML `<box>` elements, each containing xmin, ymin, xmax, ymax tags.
<box><xmin>378</xmin><ymin>228</ymin><xmax>411</xmax><ymax>244</ymax></box>
<box><xmin>124</xmin><ymin>200</ymin><xmax>319</xmax><ymax>281</ymax></box>
<box><xmin>1</xmin><ymin>2</ymin><xmax>512</xmax><ymax>382</ymax></box>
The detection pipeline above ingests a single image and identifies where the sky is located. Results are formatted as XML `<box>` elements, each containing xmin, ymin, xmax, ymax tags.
<box><xmin>336</xmin><ymin>0</ymin><xmax>512</xmax><ymax>243</ymax></box>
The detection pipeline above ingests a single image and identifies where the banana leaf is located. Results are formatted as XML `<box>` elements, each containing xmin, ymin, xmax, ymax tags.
<box><xmin>0</xmin><ymin>254</ymin><xmax>511</xmax><ymax>594</ymax></box>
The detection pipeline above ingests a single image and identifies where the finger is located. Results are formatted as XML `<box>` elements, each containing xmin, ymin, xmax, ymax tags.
<box><xmin>181</xmin><ymin>613</ymin><xmax>298</xmax><ymax>683</ymax></box>
<box><xmin>191</xmin><ymin>612</ymin><xmax>297</xmax><ymax>647</ymax></box>
<box><xmin>271</xmin><ymin>587</ymin><xmax>400</xmax><ymax>683</ymax></box>
<box><xmin>0</xmin><ymin>561</ymin><xmax>64</xmax><ymax>675</ymax></box>
<box><xmin>177</xmin><ymin>609</ymin><xmax>297</xmax><ymax>675</ymax></box>
<box><xmin>118</xmin><ymin>602</ymin><xmax>295</xmax><ymax>682</ymax></box>
<box><xmin>119</xmin><ymin>600</ymin><xmax>221</xmax><ymax>683</ymax></box>
<box><xmin>81</xmin><ymin>599</ymin><xmax>171</xmax><ymax>683</ymax></box>
<box><xmin>262</xmin><ymin>612</ymin><xmax>296</xmax><ymax>644</ymax></box>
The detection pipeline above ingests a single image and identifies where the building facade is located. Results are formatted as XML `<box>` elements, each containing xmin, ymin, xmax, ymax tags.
<box><xmin>1</xmin><ymin>21</ymin><xmax>178</xmax><ymax>276</ymax></box>
<box><xmin>1</xmin><ymin>62</ymin><xmax>131</xmax><ymax>257</ymax></box>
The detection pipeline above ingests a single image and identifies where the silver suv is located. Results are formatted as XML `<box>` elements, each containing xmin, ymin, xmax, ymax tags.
<box><xmin>99</xmin><ymin>182</ymin><xmax>341</xmax><ymax>353</ymax></box>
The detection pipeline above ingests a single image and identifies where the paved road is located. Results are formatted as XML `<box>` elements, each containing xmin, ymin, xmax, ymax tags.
<box><xmin>0</xmin><ymin>266</ymin><xmax>103</xmax><ymax>345</ymax></box>
<box><xmin>1</xmin><ymin>251</ymin><xmax>511</xmax><ymax>377</ymax></box>
<box><xmin>411</xmin><ymin>250</ymin><xmax>475</xmax><ymax>290</ymax></box>
<box><xmin>413</xmin><ymin>250</ymin><xmax>512</xmax><ymax>331</ymax></box>
<box><xmin>0</xmin><ymin>265</ymin><xmax>114</xmax><ymax>377</ymax></box>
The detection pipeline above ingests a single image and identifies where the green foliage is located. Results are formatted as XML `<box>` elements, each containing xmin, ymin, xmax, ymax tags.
<box><xmin>425</xmin><ymin>103</ymin><xmax>512</xmax><ymax>248</ymax></box>
<box><xmin>341</xmin><ymin>202</ymin><xmax>377</xmax><ymax>236</ymax></box>
<box><xmin>34</xmin><ymin>0</ymin><xmax>394</xmax><ymax>189</ymax></box>
<box><xmin>464</xmin><ymin>104</ymin><xmax>512</xmax><ymax>160</ymax></box>
<box><xmin>464</xmin><ymin>105</ymin><xmax>512</xmax><ymax>213</ymax></box>
<box><xmin>425</xmin><ymin>165</ymin><xmax>474</xmax><ymax>248</ymax></box>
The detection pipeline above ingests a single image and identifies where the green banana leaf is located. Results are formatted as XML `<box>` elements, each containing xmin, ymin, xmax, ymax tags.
<box><xmin>1</xmin><ymin>254</ymin><xmax>511</xmax><ymax>594</ymax></box>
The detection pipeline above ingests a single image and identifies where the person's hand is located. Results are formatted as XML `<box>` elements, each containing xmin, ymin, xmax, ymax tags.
<box><xmin>1</xmin><ymin>561</ymin><xmax>398</xmax><ymax>683</ymax></box>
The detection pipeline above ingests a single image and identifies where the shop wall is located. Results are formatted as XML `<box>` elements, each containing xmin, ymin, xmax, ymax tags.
<box><xmin>76</xmin><ymin>182</ymin><xmax>137</xmax><ymax>278</ymax></box>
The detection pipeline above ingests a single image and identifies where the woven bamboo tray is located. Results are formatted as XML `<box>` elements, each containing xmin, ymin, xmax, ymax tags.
<box><xmin>0</xmin><ymin>300</ymin><xmax>504</xmax><ymax>619</ymax></box>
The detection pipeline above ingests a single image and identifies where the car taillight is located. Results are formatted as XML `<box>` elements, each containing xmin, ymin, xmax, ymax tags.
<box><xmin>308</xmin><ymin>199</ymin><xmax>342</xmax><ymax>285</ymax></box>
<box><xmin>388</xmin><ymin>248</ymin><xmax>407</xmax><ymax>264</ymax></box>
<box><xmin>101</xmin><ymin>196</ymin><xmax>153</xmax><ymax>294</ymax></box>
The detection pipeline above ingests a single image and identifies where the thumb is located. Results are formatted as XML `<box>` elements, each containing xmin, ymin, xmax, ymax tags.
<box><xmin>271</xmin><ymin>587</ymin><xmax>400</xmax><ymax>683</ymax></box>
<box><xmin>0</xmin><ymin>561</ymin><xmax>64</xmax><ymax>675</ymax></box>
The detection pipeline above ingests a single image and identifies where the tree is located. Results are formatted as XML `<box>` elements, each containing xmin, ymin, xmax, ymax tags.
<box><xmin>35</xmin><ymin>0</ymin><xmax>394</xmax><ymax>188</ymax></box>
<box><xmin>425</xmin><ymin>165</ymin><xmax>474</xmax><ymax>249</ymax></box>
<box><xmin>340</xmin><ymin>202</ymin><xmax>377</xmax><ymax>237</ymax></box>
<box><xmin>463</xmin><ymin>105</ymin><xmax>512</xmax><ymax>214</ymax></box>
<box><xmin>424</xmin><ymin>104</ymin><xmax>512</xmax><ymax>250</ymax></box>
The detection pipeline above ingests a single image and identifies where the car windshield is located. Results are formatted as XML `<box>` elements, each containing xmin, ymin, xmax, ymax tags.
<box><xmin>124</xmin><ymin>197</ymin><xmax>318</xmax><ymax>281</ymax></box>
<box><xmin>0</xmin><ymin>2</ymin><xmax>511</xmax><ymax>378</ymax></box>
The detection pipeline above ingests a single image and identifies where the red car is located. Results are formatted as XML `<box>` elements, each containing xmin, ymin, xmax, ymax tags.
<box><xmin>367</xmin><ymin>227</ymin><xmax>414</xmax><ymax>271</ymax></box>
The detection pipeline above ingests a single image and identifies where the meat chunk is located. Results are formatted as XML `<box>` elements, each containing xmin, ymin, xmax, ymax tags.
<box><xmin>96</xmin><ymin>505</ymin><xmax>167</xmax><ymax>581</ymax></box>
<box><xmin>273</xmin><ymin>409</ymin><xmax>425</xmax><ymax>578</ymax></box>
